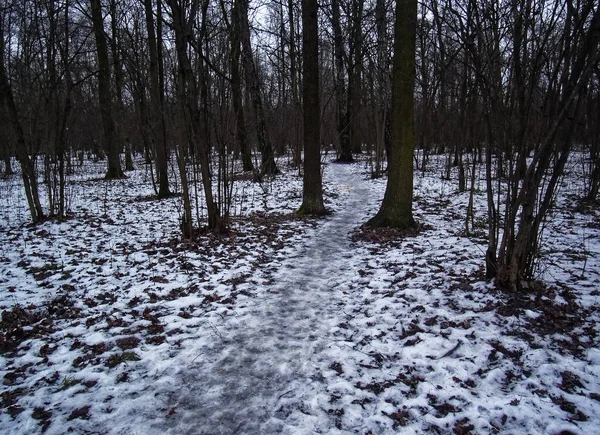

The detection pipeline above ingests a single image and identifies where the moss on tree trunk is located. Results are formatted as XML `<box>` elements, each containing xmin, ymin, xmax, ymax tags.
<box><xmin>367</xmin><ymin>0</ymin><xmax>417</xmax><ymax>230</ymax></box>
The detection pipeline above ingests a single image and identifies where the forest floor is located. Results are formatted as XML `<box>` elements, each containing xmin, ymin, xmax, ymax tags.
<box><xmin>0</xmin><ymin>154</ymin><xmax>599</xmax><ymax>434</ymax></box>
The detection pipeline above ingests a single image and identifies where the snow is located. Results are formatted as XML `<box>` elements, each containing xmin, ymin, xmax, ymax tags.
<box><xmin>0</xmin><ymin>154</ymin><xmax>599</xmax><ymax>434</ymax></box>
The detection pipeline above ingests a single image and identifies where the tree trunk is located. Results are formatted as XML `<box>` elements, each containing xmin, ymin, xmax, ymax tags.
<box><xmin>349</xmin><ymin>0</ymin><xmax>364</xmax><ymax>155</ymax></box>
<box><xmin>57</xmin><ymin>0</ymin><xmax>73</xmax><ymax>218</ymax></box>
<box><xmin>110</xmin><ymin>0</ymin><xmax>133</xmax><ymax>171</ymax></box>
<box><xmin>332</xmin><ymin>0</ymin><xmax>352</xmax><ymax>162</ymax></box>
<box><xmin>498</xmin><ymin>3</ymin><xmax>600</xmax><ymax>290</ymax></box>
<box><xmin>90</xmin><ymin>0</ymin><xmax>124</xmax><ymax>179</ymax></box>
<box><xmin>586</xmin><ymin>73</ymin><xmax>600</xmax><ymax>200</ymax></box>
<box><xmin>2</xmin><ymin>146</ymin><xmax>13</xmax><ymax>175</ymax></box>
<box><xmin>170</xmin><ymin>0</ymin><xmax>194</xmax><ymax>238</ymax></box>
<box><xmin>168</xmin><ymin>0</ymin><xmax>222</xmax><ymax>233</ymax></box>
<box><xmin>484</xmin><ymin>117</ymin><xmax>498</xmax><ymax>280</ymax></box>
<box><xmin>588</xmin><ymin>153</ymin><xmax>600</xmax><ymax>201</ymax></box>
<box><xmin>373</xmin><ymin>0</ymin><xmax>387</xmax><ymax>177</ymax></box>
<box><xmin>4</xmin><ymin>158</ymin><xmax>13</xmax><ymax>175</ymax></box>
<box><xmin>144</xmin><ymin>0</ymin><xmax>171</xmax><ymax>197</ymax></box>
<box><xmin>298</xmin><ymin>0</ymin><xmax>325</xmax><ymax>215</ymax></box>
<box><xmin>230</xmin><ymin>0</ymin><xmax>253</xmax><ymax>172</ymax></box>
<box><xmin>0</xmin><ymin>15</ymin><xmax>44</xmax><ymax>223</ymax></box>
<box><xmin>288</xmin><ymin>0</ymin><xmax>302</xmax><ymax>167</ymax></box>
<box><xmin>237</xmin><ymin>0</ymin><xmax>278</xmax><ymax>176</ymax></box>
<box><xmin>367</xmin><ymin>0</ymin><xmax>416</xmax><ymax>229</ymax></box>
<box><xmin>196</xmin><ymin>0</ymin><xmax>222</xmax><ymax>230</ymax></box>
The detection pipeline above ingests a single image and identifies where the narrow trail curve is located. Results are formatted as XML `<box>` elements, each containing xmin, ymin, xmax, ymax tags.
<box><xmin>158</xmin><ymin>163</ymin><xmax>377</xmax><ymax>434</ymax></box>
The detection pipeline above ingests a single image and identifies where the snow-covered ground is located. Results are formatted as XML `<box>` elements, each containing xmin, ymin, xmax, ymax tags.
<box><xmin>0</xmin><ymin>154</ymin><xmax>599</xmax><ymax>434</ymax></box>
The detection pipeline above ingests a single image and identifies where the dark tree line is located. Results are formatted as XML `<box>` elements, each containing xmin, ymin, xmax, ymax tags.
<box><xmin>1</xmin><ymin>0</ymin><xmax>599</xmax><ymax>292</ymax></box>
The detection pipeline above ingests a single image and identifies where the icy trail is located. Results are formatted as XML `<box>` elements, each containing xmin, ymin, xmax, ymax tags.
<box><xmin>155</xmin><ymin>163</ymin><xmax>375</xmax><ymax>434</ymax></box>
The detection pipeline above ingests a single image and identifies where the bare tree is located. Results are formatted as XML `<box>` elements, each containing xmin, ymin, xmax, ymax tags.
<box><xmin>287</xmin><ymin>0</ymin><xmax>302</xmax><ymax>167</ymax></box>
<box><xmin>332</xmin><ymin>0</ymin><xmax>352</xmax><ymax>162</ymax></box>
<box><xmin>226</xmin><ymin>0</ymin><xmax>253</xmax><ymax>172</ymax></box>
<box><xmin>497</xmin><ymin>2</ymin><xmax>600</xmax><ymax>290</ymax></box>
<box><xmin>168</xmin><ymin>0</ymin><xmax>222</xmax><ymax>234</ymax></box>
<box><xmin>237</xmin><ymin>0</ymin><xmax>278</xmax><ymax>176</ymax></box>
<box><xmin>109</xmin><ymin>0</ymin><xmax>133</xmax><ymax>171</ymax></box>
<box><xmin>0</xmin><ymin>118</ymin><xmax>13</xmax><ymax>175</ymax></box>
<box><xmin>298</xmin><ymin>0</ymin><xmax>325</xmax><ymax>215</ymax></box>
<box><xmin>348</xmin><ymin>0</ymin><xmax>365</xmax><ymax>155</ymax></box>
<box><xmin>90</xmin><ymin>0</ymin><xmax>124</xmax><ymax>179</ymax></box>
<box><xmin>367</xmin><ymin>0</ymin><xmax>417</xmax><ymax>229</ymax></box>
<box><xmin>144</xmin><ymin>0</ymin><xmax>171</xmax><ymax>197</ymax></box>
<box><xmin>372</xmin><ymin>0</ymin><xmax>389</xmax><ymax>176</ymax></box>
<box><xmin>0</xmin><ymin>8</ymin><xmax>44</xmax><ymax>223</ymax></box>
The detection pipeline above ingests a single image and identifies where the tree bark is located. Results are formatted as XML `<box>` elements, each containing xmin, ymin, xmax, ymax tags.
<box><xmin>90</xmin><ymin>0</ymin><xmax>124</xmax><ymax>179</ymax></box>
<box><xmin>288</xmin><ymin>0</ymin><xmax>302</xmax><ymax>167</ymax></box>
<box><xmin>0</xmin><ymin>14</ymin><xmax>44</xmax><ymax>223</ymax></box>
<box><xmin>237</xmin><ymin>0</ymin><xmax>278</xmax><ymax>176</ymax></box>
<box><xmin>109</xmin><ymin>0</ymin><xmax>133</xmax><ymax>171</ymax></box>
<box><xmin>168</xmin><ymin>0</ymin><xmax>222</xmax><ymax>233</ymax></box>
<box><xmin>1</xmin><ymin>139</ymin><xmax>13</xmax><ymax>175</ymax></box>
<box><xmin>367</xmin><ymin>0</ymin><xmax>417</xmax><ymax>229</ymax></box>
<box><xmin>332</xmin><ymin>0</ymin><xmax>352</xmax><ymax>162</ymax></box>
<box><xmin>373</xmin><ymin>0</ymin><xmax>387</xmax><ymax>176</ymax></box>
<box><xmin>348</xmin><ymin>0</ymin><xmax>364</xmax><ymax>155</ymax></box>
<box><xmin>230</xmin><ymin>0</ymin><xmax>253</xmax><ymax>172</ymax></box>
<box><xmin>298</xmin><ymin>0</ymin><xmax>325</xmax><ymax>215</ymax></box>
<box><xmin>57</xmin><ymin>0</ymin><xmax>73</xmax><ymax>218</ymax></box>
<box><xmin>144</xmin><ymin>0</ymin><xmax>171</xmax><ymax>197</ymax></box>
<box><xmin>496</xmin><ymin>2</ymin><xmax>600</xmax><ymax>290</ymax></box>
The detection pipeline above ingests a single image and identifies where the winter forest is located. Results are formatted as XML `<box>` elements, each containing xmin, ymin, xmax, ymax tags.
<box><xmin>1</xmin><ymin>0</ymin><xmax>600</xmax><ymax>433</ymax></box>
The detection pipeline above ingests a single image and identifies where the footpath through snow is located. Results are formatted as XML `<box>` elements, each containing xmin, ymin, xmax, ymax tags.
<box><xmin>153</xmin><ymin>163</ymin><xmax>377</xmax><ymax>434</ymax></box>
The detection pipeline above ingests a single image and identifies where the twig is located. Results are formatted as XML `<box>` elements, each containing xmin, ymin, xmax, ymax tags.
<box><xmin>438</xmin><ymin>340</ymin><xmax>463</xmax><ymax>359</ymax></box>
<box><xmin>207</xmin><ymin>321</ymin><xmax>225</xmax><ymax>342</ymax></box>
<box><xmin>189</xmin><ymin>352</ymin><xmax>203</xmax><ymax>366</ymax></box>
<box><xmin>277</xmin><ymin>389</ymin><xmax>295</xmax><ymax>401</ymax></box>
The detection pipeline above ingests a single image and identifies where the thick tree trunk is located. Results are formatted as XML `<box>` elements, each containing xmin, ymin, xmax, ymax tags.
<box><xmin>298</xmin><ymin>0</ymin><xmax>325</xmax><ymax>215</ymax></box>
<box><xmin>367</xmin><ymin>0</ymin><xmax>417</xmax><ymax>229</ymax></box>
<box><xmin>90</xmin><ymin>0</ymin><xmax>124</xmax><ymax>179</ymax></box>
